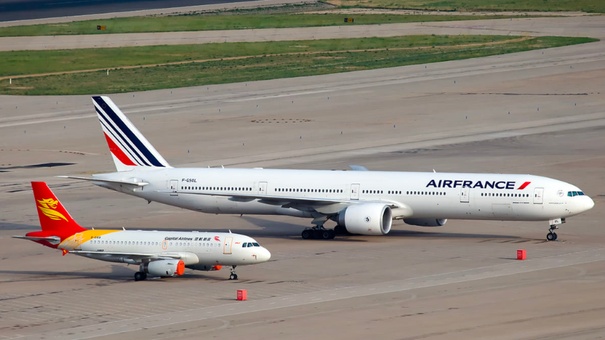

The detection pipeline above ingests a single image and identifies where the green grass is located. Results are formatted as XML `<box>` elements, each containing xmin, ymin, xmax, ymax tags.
<box><xmin>329</xmin><ymin>0</ymin><xmax>605</xmax><ymax>13</ymax></box>
<box><xmin>0</xmin><ymin>13</ymin><xmax>517</xmax><ymax>37</ymax></box>
<box><xmin>0</xmin><ymin>35</ymin><xmax>596</xmax><ymax>95</ymax></box>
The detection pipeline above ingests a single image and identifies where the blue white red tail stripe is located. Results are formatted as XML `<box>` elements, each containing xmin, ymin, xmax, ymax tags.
<box><xmin>97</xmin><ymin>110</ymin><xmax>153</xmax><ymax>167</ymax></box>
<box><xmin>92</xmin><ymin>96</ymin><xmax>170</xmax><ymax>171</ymax></box>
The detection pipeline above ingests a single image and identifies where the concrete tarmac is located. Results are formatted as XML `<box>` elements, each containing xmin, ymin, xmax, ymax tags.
<box><xmin>1</xmin><ymin>9</ymin><xmax>604</xmax><ymax>340</ymax></box>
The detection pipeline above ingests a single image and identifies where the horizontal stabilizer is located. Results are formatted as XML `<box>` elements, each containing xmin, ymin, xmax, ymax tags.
<box><xmin>58</xmin><ymin>175</ymin><xmax>148</xmax><ymax>187</ymax></box>
<box><xmin>12</xmin><ymin>235</ymin><xmax>61</xmax><ymax>243</ymax></box>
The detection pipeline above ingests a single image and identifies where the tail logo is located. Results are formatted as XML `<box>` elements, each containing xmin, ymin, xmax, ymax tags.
<box><xmin>37</xmin><ymin>198</ymin><xmax>68</xmax><ymax>222</ymax></box>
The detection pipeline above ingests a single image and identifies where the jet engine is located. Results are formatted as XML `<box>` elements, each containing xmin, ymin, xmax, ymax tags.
<box><xmin>404</xmin><ymin>218</ymin><xmax>447</xmax><ymax>227</ymax></box>
<box><xmin>142</xmin><ymin>259</ymin><xmax>185</xmax><ymax>277</ymax></box>
<box><xmin>338</xmin><ymin>203</ymin><xmax>392</xmax><ymax>235</ymax></box>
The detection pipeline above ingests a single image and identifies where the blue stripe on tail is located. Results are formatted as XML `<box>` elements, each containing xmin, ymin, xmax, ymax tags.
<box><xmin>93</xmin><ymin>96</ymin><xmax>165</xmax><ymax>167</ymax></box>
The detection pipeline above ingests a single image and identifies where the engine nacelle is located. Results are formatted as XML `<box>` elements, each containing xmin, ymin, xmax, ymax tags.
<box><xmin>338</xmin><ymin>203</ymin><xmax>392</xmax><ymax>235</ymax></box>
<box><xmin>404</xmin><ymin>218</ymin><xmax>447</xmax><ymax>227</ymax></box>
<box><xmin>143</xmin><ymin>259</ymin><xmax>185</xmax><ymax>277</ymax></box>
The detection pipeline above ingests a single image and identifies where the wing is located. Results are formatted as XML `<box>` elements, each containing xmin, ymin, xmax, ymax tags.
<box><xmin>187</xmin><ymin>191</ymin><xmax>413</xmax><ymax>218</ymax></box>
<box><xmin>68</xmin><ymin>250</ymin><xmax>198</xmax><ymax>265</ymax></box>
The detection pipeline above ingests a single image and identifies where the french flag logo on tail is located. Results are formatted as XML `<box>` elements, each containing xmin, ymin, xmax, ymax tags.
<box><xmin>92</xmin><ymin>96</ymin><xmax>171</xmax><ymax>172</ymax></box>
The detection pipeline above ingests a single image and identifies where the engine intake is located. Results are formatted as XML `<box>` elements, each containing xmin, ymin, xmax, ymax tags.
<box><xmin>338</xmin><ymin>203</ymin><xmax>392</xmax><ymax>235</ymax></box>
<box><xmin>143</xmin><ymin>259</ymin><xmax>185</xmax><ymax>277</ymax></box>
<box><xmin>404</xmin><ymin>218</ymin><xmax>447</xmax><ymax>227</ymax></box>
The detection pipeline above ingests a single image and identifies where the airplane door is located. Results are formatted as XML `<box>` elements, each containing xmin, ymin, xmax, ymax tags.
<box><xmin>534</xmin><ymin>187</ymin><xmax>544</xmax><ymax>204</ymax></box>
<box><xmin>350</xmin><ymin>183</ymin><xmax>360</xmax><ymax>200</ymax></box>
<box><xmin>223</xmin><ymin>237</ymin><xmax>233</xmax><ymax>255</ymax></box>
<box><xmin>169</xmin><ymin>179</ymin><xmax>179</xmax><ymax>196</ymax></box>
<box><xmin>460</xmin><ymin>188</ymin><xmax>469</xmax><ymax>203</ymax></box>
<box><xmin>258</xmin><ymin>181</ymin><xmax>268</xmax><ymax>195</ymax></box>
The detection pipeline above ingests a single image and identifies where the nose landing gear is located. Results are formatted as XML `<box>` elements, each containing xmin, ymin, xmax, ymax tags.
<box><xmin>546</xmin><ymin>228</ymin><xmax>558</xmax><ymax>241</ymax></box>
<box><xmin>229</xmin><ymin>265</ymin><xmax>238</xmax><ymax>280</ymax></box>
<box><xmin>546</xmin><ymin>218</ymin><xmax>565</xmax><ymax>241</ymax></box>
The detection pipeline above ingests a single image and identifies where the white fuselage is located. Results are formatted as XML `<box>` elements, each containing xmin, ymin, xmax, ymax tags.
<box><xmin>92</xmin><ymin>168</ymin><xmax>594</xmax><ymax>222</ymax></box>
<box><xmin>59</xmin><ymin>230</ymin><xmax>271</xmax><ymax>268</ymax></box>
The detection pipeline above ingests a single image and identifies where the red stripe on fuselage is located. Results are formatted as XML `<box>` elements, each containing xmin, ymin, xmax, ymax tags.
<box><xmin>104</xmin><ymin>133</ymin><xmax>136</xmax><ymax>166</ymax></box>
<box><xmin>517</xmin><ymin>181</ymin><xmax>531</xmax><ymax>190</ymax></box>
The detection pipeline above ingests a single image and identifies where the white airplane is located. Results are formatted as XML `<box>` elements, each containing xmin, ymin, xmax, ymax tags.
<box><xmin>66</xmin><ymin>96</ymin><xmax>594</xmax><ymax>241</ymax></box>
<box><xmin>14</xmin><ymin>181</ymin><xmax>271</xmax><ymax>281</ymax></box>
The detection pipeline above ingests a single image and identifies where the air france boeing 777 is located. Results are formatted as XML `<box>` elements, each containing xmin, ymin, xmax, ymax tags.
<box><xmin>66</xmin><ymin>96</ymin><xmax>594</xmax><ymax>241</ymax></box>
<box><xmin>14</xmin><ymin>182</ymin><xmax>271</xmax><ymax>281</ymax></box>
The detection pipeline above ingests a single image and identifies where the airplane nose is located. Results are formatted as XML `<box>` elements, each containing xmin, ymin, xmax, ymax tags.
<box><xmin>256</xmin><ymin>247</ymin><xmax>271</xmax><ymax>262</ymax></box>
<box><xmin>585</xmin><ymin>196</ymin><xmax>595</xmax><ymax>211</ymax></box>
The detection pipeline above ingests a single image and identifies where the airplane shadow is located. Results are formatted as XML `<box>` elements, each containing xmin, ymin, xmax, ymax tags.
<box><xmin>0</xmin><ymin>222</ymin><xmax>38</xmax><ymax>232</ymax></box>
<box><xmin>224</xmin><ymin>216</ymin><xmax>527</xmax><ymax>243</ymax></box>
<box><xmin>0</xmin><ymin>265</ymin><xmax>232</xmax><ymax>283</ymax></box>
<box><xmin>238</xmin><ymin>216</ymin><xmax>367</xmax><ymax>242</ymax></box>
<box><xmin>0</xmin><ymin>265</ymin><xmax>135</xmax><ymax>283</ymax></box>
<box><xmin>386</xmin><ymin>228</ymin><xmax>523</xmax><ymax>240</ymax></box>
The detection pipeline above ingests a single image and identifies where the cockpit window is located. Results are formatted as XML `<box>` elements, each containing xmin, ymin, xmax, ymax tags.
<box><xmin>567</xmin><ymin>191</ymin><xmax>585</xmax><ymax>197</ymax></box>
<box><xmin>241</xmin><ymin>242</ymin><xmax>261</xmax><ymax>248</ymax></box>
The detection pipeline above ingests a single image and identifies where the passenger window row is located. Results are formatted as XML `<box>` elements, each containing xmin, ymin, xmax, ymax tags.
<box><xmin>275</xmin><ymin>188</ymin><xmax>344</xmax><ymax>193</ymax></box>
<box><xmin>480</xmin><ymin>193</ymin><xmax>530</xmax><ymax>197</ymax></box>
<box><xmin>182</xmin><ymin>186</ymin><xmax>253</xmax><ymax>191</ymax></box>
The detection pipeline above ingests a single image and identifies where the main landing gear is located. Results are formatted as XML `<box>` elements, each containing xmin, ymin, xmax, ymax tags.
<box><xmin>301</xmin><ymin>226</ymin><xmax>336</xmax><ymax>240</ymax></box>
<box><xmin>546</xmin><ymin>218</ymin><xmax>565</xmax><ymax>241</ymax></box>
<box><xmin>229</xmin><ymin>266</ymin><xmax>238</xmax><ymax>280</ymax></box>
<box><xmin>134</xmin><ymin>271</ymin><xmax>147</xmax><ymax>281</ymax></box>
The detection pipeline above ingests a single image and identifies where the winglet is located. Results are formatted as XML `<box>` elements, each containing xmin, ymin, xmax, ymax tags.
<box><xmin>92</xmin><ymin>96</ymin><xmax>171</xmax><ymax>172</ymax></box>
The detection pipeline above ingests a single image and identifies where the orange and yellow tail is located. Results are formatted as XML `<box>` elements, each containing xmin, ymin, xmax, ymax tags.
<box><xmin>17</xmin><ymin>182</ymin><xmax>86</xmax><ymax>249</ymax></box>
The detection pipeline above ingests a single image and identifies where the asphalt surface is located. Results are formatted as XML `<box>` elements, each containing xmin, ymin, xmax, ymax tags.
<box><xmin>0</xmin><ymin>0</ymin><xmax>258</xmax><ymax>22</ymax></box>
<box><xmin>0</xmin><ymin>2</ymin><xmax>604</xmax><ymax>339</ymax></box>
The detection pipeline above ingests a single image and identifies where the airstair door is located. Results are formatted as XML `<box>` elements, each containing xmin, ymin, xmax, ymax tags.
<box><xmin>258</xmin><ymin>181</ymin><xmax>268</xmax><ymax>195</ymax></box>
<box><xmin>223</xmin><ymin>237</ymin><xmax>233</xmax><ymax>255</ymax></box>
<box><xmin>460</xmin><ymin>188</ymin><xmax>470</xmax><ymax>203</ymax></box>
<box><xmin>350</xmin><ymin>183</ymin><xmax>360</xmax><ymax>200</ymax></box>
<box><xmin>533</xmin><ymin>187</ymin><xmax>544</xmax><ymax>204</ymax></box>
<box><xmin>169</xmin><ymin>179</ymin><xmax>179</xmax><ymax>196</ymax></box>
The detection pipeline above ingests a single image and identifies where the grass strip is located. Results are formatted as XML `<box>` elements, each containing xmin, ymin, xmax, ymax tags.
<box><xmin>0</xmin><ymin>35</ymin><xmax>596</xmax><ymax>95</ymax></box>
<box><xmin>329</xmin><ymin>0</ymin><xmax>605</xmax><ymax>13</ymax></box>
<box><xmin>0</xmin><ymin>13</ymin><xmax>519</xmax><ymax>37</ymax></box>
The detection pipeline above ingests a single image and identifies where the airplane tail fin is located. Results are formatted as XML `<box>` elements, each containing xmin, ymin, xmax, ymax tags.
<box><xmin>14</xmin><ymin>182</ymin><xmax>87</xmax><ymax>249</ymax></box>
<box><xmin>92</xmin><ymin>96</ymin><xmax>171</xmax><ymax>172</ymax></box>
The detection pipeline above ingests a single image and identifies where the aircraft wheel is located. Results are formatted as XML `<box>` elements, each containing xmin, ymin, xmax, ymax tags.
<box><xmin>134</xmin><ymin>272</ymin><xmax>147</xmax><ymax>281</ymax></box>
<box><xmin>322</xmin><ymin>230</ymin><xmax>332</xmax><ymax>240</ymax></box>
<box><xmin>546</xmin><ymin>232</ymin><xmax>556</xmax><ymax>241</ymax></box>
<box><xmin>334</xmin><ymin>225</ymin><xmax>347</xmax><ymax>235</ymax></box>
<box><xmin>302</xmin><ymin>229</ymin><xmax>312</xmax><ymax>239</ymax></box>
<box><xmin>229</xmin><ymin>273</ymin><xmax>238</xmax><ymax>280</ymax></box>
